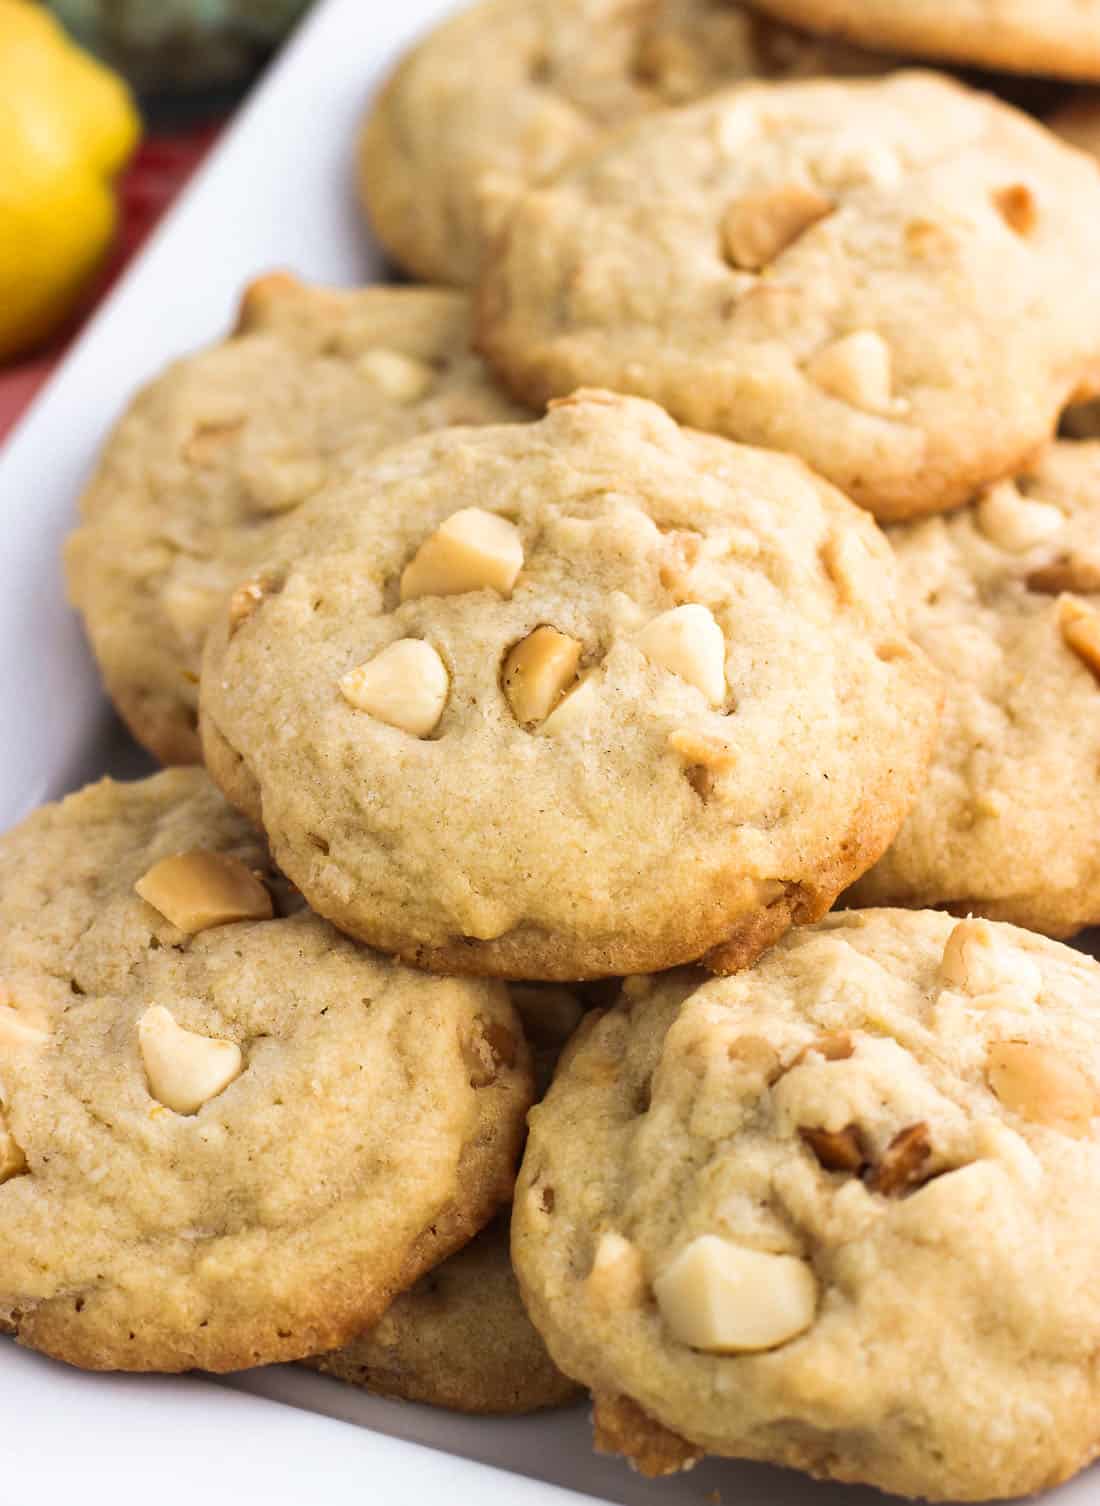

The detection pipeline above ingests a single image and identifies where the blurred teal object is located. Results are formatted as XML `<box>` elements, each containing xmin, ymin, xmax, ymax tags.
<box><xmin>47</xmin><ymin>0</ymin><xmax>312</xmax><ymax>95</ymax></box>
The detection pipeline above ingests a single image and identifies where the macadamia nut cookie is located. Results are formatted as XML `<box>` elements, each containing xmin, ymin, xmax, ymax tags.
<box><xmin>305</xmin><ymin>984</ymin><xmax>584</xmax><ymax>1414</ymax></box>
<box><xmin>360</xmin><ymin>0</ymin><xmax>883</xmax><ymax>286</ymax></box>
<box><xmin>200</xmin><ymin>391</ymin><xmax>940</xmax><ymax>980</ymax></box>
<box><xmin>477</xmin><ymin>72</ymin><xmax>1100</xmax><ymax>520</ymax></box>
<box><xmin>514</xmin><ymin>910</ymin><xmax>1100</xmax><ymax>1500</ymax></box>
<box><xmin>65</xmin><ymin>274</ymin><xmax>527</xmax><ymax>764</ymax></box>
<box><xmin>0</xmin><ymin>769</ymin><xmax>532</xmax><ymax>1372</ymax></box>
<box><xmin>850</xmin><ymin>442</ymin><xmax>1100</xmax><ymax>935</ymax></box>
<box><xmin>745</xmin><ymin>0</ymin><xmax>1100</xmax><ymax>81</ymax></box>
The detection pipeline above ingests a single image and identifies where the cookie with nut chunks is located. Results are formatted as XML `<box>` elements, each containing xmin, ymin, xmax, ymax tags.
<box><xmin>200</xmin><ymin>390</ymin><xmax>940</xmax><ymax>980</ymax></box>
<box><xmin>305</xmin><ymin>984</ymin><xmax>584</xmax><ymax>1414</ymax></box>
<box><xmin>746</xmin><ymin>0</ymin><xmax>1100</xmax><ymax>81</ymax></box>
<box><xmin>513</xmin><ymin>909</ymin><xmax>1100</xmax><ymax>1499</ymax></box>
<box><xmin>0</xmin><ymin>769</ymin><xmax>532</xmax><ymax>1372</ymax></box>
<box><xmin>850</xmin><ymin>442</ymin><xmax>1100</xmax><ymax>936</ymax></box>
<box><xmin>65</xmin><ymin>273</ymin><xmax>527</xmax><ymax>765</ymax></box>
<box><xmin>477</xmin><ymin>73</ymin><xmax>1100</xmax><ymax>521</ymax></box>
<box><xmin>360</xmin><ymin>0</ymin><xmax>884</xmax><ymax>286</ymax></box>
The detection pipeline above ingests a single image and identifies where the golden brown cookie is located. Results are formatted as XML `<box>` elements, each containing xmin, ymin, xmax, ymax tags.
<box><xmin>359</xmin><ymin>0</ymin><xmax>883</xmax><ymax>286</ymax></box>
<box><xmin>307</xmin><ymin>1218</ymin><xmax>579</xmax><ymax>1414</ymax></box>
<box><xmin>65</xmin><ymin>274</ymin><xmax>526</xmax><ymax>763</ymax></box>
<box><xmin>200</xmin><ymin>391</ymin><xmax>940</xmax><ymax>980</ymax></box>
<box><xmin>746</xmin><ymin>0</ymin><xmax>1100</xmax><ymax>82</ymax></box>
<box><xmin>477</xmin><ymin>73</ymin><xmax>1100</xmax><ymax>520</ymax></box>
<box><xmin>850</xmin><ymin>442</ymin><xmax>1100</xmax><ymax>936</ymax></box>
<box><xmin>515</xmin><ymin>911</ymin><xmax>1100</xmax><ymax>1499</ymax></box>
<box><xmin>0</xmin><ymin>769</ymin><xmax>532</xmax><ymax>1372</ymax></box>
<box><xmin>304</xmin><ymin>985</ymin><xmax>584</xmax><ymax>1414</ymax></box>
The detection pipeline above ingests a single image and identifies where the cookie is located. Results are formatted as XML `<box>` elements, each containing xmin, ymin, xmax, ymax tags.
<box><xmin>1048</xmin><ymin>97</ymin><xmax>1100</xmax><ymax>440</ymax></box>
<box><xmin>0</xmin><ymin>769</ymin><xmax>532</xmax><ymax>1372</ymax></box>
<box><xmin>514</xmin><ymin>910</ymin><xmax>1100</xmax><ymax>1499</ymax></box>
<box><xmin>65</xmin><ymin>273</ymin><xmax>527</xmax><ymax>765</ymax></box>
<box><xmin>199</xmin><ymin>390</ymin><xmax>940</xmax><ymax>980</ymax></box>
<box><xmin>305</xmin><ymin>984</ymin><xmax>583</xmax><ymax>1414</ymax></box>
<box><xmin>359</xmin><ymin>0</ymin><xmax>883</xmax><ymax>287</ymax></box>
<box><xmin>307</xmin><ymin>1217</ymin><xmax>581</xmax><ymax>1413</ymax></box>
<box><xmin>745</xmin><ymin>0</ymin><xmax>1100</xmax><ymax>82</ymax></box>
<box><xmin>849</xmin><ymin>442</ymin><xmax>1100</xmax><ymax>936</ymax></box>
<box><xmin>477</xmin><ymin>72</ymin><xmax>1100</xmax><ymax>521</ymax></box>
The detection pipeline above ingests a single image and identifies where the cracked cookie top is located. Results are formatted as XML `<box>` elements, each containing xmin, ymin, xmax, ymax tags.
<box><xmin>199</xmin><ymin>390</ymin><xmax>939</xmax><ymax>980</ymax></box>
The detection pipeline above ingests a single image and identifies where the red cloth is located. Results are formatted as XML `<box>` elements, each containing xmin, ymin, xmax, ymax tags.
<box><xmin>0</xmin><ymin>123</ymin><xmax>222</xmax><ymax>443</ymax></box>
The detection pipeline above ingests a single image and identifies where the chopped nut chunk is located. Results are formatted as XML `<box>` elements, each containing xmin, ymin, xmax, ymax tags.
<box><xmin>976</xmin><ymin>481</ymin><xmax>1063</xmax><ymax>553</ymax></box>
<box><xmin>138</xmin><ymin>1006</ymin><xmax>243</xmax><ymax>1115</ymax></box>
<box><xmin>637</xmin><ymin>605</ymin><xmax>726</xmax><ymax>705</ymax></box>
<box><xmin>540</xmin><ymin>672</ymin><xmax>599</xmax><ymax>736</ymax></box>
<box><xmin>791</xmin><ymin>1032</ymin><xmax>854</xmax><ymax>1067</ymax></box>
<box><xmin>135</xmin><ymin>851</ymin><xmax>273</xmax><ymax>933</ymax></box>
<box><xmin>866</xmin><ymin>1122</ymin><xmax>932</xmax><ymax>1196</ymax></box>
<box><xmin>1027</xmin><ymin>552</ymin><xmax>1100</xmax><ymax>594</ymax></box>
<box><xmin>987</xmin><ymin>1041</ymin><xmax>1097</xmax><ymax>1138</ymax></box>
<box><xmin>1058</xmin><ymin>598</ymin><xmax>1100</xmax><ymax>682</ymax></box>
<box><xmin>721</xmin><ymin>182</ymin><xmax>832</xmax><ymax>272</ymax></box>
<box><xmin>586</xmin><ymin>1232</ymin><xmax>647</xmax><ymax>1312</ymax></box>
<box><xmin>654</xmin><ymin>1235</ymin><xmax>817</xmax><ymax>1353</ymax></box>
<box><xmin>993</xmin><ymin>183</ymin><xmax>1037</xmax><ymax>236</ymax></box>
<box><xmin>0</xmin><ymin>1114</ymin><xmax>27</xmax><ymax>1184</ymax></box>
<box><xmin>228</xmin><ymin>575</ymin><xmax>277</xmax><ymax>634</ymax></box>
<box><xmin>667</xmin><ymin>728</ymin><xmax>736</xmax><ymax>769</ymax></box>
<box><xmin>463</xmin><ymin>1020</ymin><xmax>518</xmax><ymax>1086</ymax></box>
<box><xmin>503</xmin><ymin>626</ymin><xmax>582</xmax><ymax>726</ymax></box>
<box><xmin>400</xmin><ymin>507</ymin><xmax>523</xmax><ymax>600</ymax></box>
<box><xmin>802</xmin><ymin>1124</ymin><xmax>865</xmax><ymax>1172</ymax></box>
<box><xmin>807</xmin><ymin>330</ymin><xmax>896</xmax><ymax>415</ymax></box>
<box><xmin>358</xmin><ymin>347</ymin><xmax>435</xmax><ymax>402</ymax></box>
<box><xmin>939</xmin><ymin>918</ymin><xmax>1041</xmax><ymax>1001</ymax></box>
<box><xmin>339</xmin><ymin>638</ymin><xmax>449</xmax><ymax>736</ymax></box>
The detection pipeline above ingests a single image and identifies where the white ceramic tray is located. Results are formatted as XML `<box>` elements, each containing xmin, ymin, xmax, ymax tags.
<box><xmin>2</xmin><ymin>3</ymin><xmax>1098</xmax><ymax>1502</ymax></box>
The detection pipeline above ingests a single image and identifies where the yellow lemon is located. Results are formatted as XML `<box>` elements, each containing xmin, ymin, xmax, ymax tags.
<box><xmin>0</xmin><ymin>1</ymin><xmax>140</xmax><ymax>361</ymax></box>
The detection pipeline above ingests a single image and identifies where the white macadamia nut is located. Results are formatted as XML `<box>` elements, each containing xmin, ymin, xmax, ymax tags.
<box><xmin>503</xmin><ymin>626</ymin><xmax>582</xmax><ymax>726</ymax></box>
<box><xmin>939</xmin><ymin>919</ymin><xmax>1042</xmax><ymax>1001</ymax></box>
<box><xmin>339</xmin><ymin>638</ymin><xmax>449</xmax><ymax>736</ymax></box>
<box><xmin>138</xmin><ymin>1005</ymin><xmax>243</xmax><ymax>1116</ymax></box>
<box><xmin>135</xmin><ymin>851</ymin><xmax>273</xmax><ymax>933</ymax></box>
<box><xmin>976</xmin><ymin>482</ymin><xmax>1063</xmax><ymax>552</ymax></box>
<box><xmin>1060</xmin><ymin>597</ymin><xmax>1100</xmax><ymax>683</ymax></box>
<box><xmin>721</xmin><ymin>182</ymin><xmax>833</xmax><ymax>271</ymax></box>
<box><xmin>986</xmin><ymin>1040</ymin><xmax>1097</xmax><ymax>1138</ymax></box>
<box><xmin>637</xmin><ymin>604</ymin><xmax>726</xmax><ymax>705</ymax></box>
<box><xmin>807</xmin><ymin>330</ymin><xmax>896</xmax><ymax>415</ymax></box>
<box><xmin>586</xmin><ymin>1231</ymin><xmax>648</xmax><ymax>1312</ymax></box>
<box><xmin>400</xmin><ymin>507</ymin><xmax>524</xmax><ymax>601</ymax></box>
<box><xmin>653</xmin><ymin>1234</ymin><xmax>817</xmax><ymax>1352</ymax></box>
<box><xmin>539</xmin><ymin>672</ymin><xmax>599</xmax><ymax>736</ymax></box>
<box><xmin>358</xmin><ymin>347</ymin><xmax>435</xmax><ymax>403</ymax></box>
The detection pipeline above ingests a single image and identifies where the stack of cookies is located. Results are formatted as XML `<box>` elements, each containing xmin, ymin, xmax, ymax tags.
<box><xmin>7</xmin><ymin>1</ymin><xmax>1100</xmax><ymax>1498</ymax></box>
